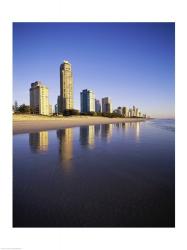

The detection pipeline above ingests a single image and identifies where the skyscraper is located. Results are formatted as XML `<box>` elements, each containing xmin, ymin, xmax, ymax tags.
<box><xmin>128</xmin><ymin>108</ymin><xmax>133</xmax><ymax>117</ymax></box>
<box><xmin>60</xmin><ymin>60</ymin><xmax>73</xmax><ymax>113</ymax></box>
<box><xmin>80</xmin><ymin>89</ymin><xmax>95</xmax><ymax>113</ymax></box>
<box><xmin>122</xmin><ymin>107</ymin><xmax>128</xmax><ymax>117</ymax></box>
<box><xmin>135</xmin><ymin>108</ymin><xmax>139</xmax><ymax>117</ymax></box>
<box><xmin>95</xmin><ymin>99</ymin><xmax>101</xmax><ymax>112</ymax></box>
<box><xmin>30</xmin><ymin>81</ymin><xmax>49</xmax><ymax>115</ymax></box>
<box><xmin>102</xmin><ymin>97</ymin><xmax>112</xmax><ymax>113</ymax></box>
<box><xmin>132</xmin><ymin>105</ymin><xmax>136</xmax><ymax>117</ymax></box>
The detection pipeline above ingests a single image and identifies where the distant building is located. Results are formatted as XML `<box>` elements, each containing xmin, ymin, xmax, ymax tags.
<box><xmin>122</xmin><ymin>107</ymin><xmax>128</xmax><ymax>117</ymax></box>
<box><xmin>102</xmin><ymin>97</ymin><xmax>112</xmax><ymax>113</ymax></box>
<box><xmin>59</xmin><ymin>60</ymin><xmax>73</xmax><ymax>112</ymax></box>
<box><xmin>117</xmin><ymin>107</ymin><xmax>122</xmax><ymax>115</ymax></box>
<box><xmin>55</xmin><ymin>104</ymin><xmax>58</xmax><ymax>114</ymax></box>
<box><xmin>49</xmin><ymin>104</ymin><xmax>53</xmax><ymax>115</ymax></box>
<box><xmin>95</xmin><ymin>99</ymin><xmax>101</xmax><ymax>112</ymax></box>
<box><xmin>30</xmin><ymin>81</ymin><xmax>49</xmax><ymax>115</ymax></box>
<box><xmin>128</xmin><ymin>108</ymin><xmax>133</xmax><ymax>117</ymax></box>
<box><xmin>80</xmin><ymin>89</ymin><xmax>95</xmax><ymax>113</ymax></box>
<box><xmin>135</xmin><ymin>108</ymin><xmax>139</xmax><ymax>117</ymax></box>
<box><xmin>132</xmin><ymin>105</ymin><xmax>136</xmax><ymax>117</ymax></box>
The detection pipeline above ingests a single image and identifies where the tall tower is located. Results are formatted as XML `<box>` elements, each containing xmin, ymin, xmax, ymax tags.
<box><xmin>60</xmin><ymin>60</ymin><xmax>73</xmax><ymax>112</ymax></box>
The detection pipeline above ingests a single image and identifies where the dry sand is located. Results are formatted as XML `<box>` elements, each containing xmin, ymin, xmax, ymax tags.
<box><xmin>13</xmin><ymin>114</ymin><xmax>148</xmax><ymax>134</ymax></box>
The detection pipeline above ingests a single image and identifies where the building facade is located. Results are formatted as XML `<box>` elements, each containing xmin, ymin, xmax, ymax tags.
<box><xmin>80</xmin><ymin>89</ymin><xmax>95</xmax><ymax>113</ymax></box>
<box><xmin>122</xmin><ymin>107</ymin><xmax>128</xmax><ymax>117</ymax></box>
<box><xmin>60</xmin><ymin>60</ymin><xmax>73</xmax><ymax>112</ymax></box>
<box><xmin>49</xmin><ymin>104</ymin><xmax>53</xmax><ymax>115</ymax></box>
<box><xmin>55</xmin><ymin>104</ymin><xmax>58</xmax><ymax>114</ymax></box>
<box><xmin>102</xmin><ymin>97</ymin><xmax>112</xmax><ymax>113</ymax></box>
<box><xmin>95</xmin><ymin>99</ymin><xmax>101</xmax><ymax>113</ymax></box>
<box><xmin>128</xmin><ymin>108</ymin><xmax>133</xmax><ymax>117</ymax></box>
<box><xmin>30</xmin><ymin>81</ymin><xmax>49</xmax><ymax>115</ymax></box>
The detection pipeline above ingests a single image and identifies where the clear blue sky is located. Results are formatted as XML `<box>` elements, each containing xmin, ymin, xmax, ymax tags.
<box><xmin>13</xmin><ymin>22</ymin><xmax>175</xmax><ymax>118</ymax></box>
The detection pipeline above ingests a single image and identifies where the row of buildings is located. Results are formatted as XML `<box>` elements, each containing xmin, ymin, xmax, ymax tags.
<box><xmin>29</xmin><ymin>60</ymin><xmax>146</xmax><ymax>117</ymax></box>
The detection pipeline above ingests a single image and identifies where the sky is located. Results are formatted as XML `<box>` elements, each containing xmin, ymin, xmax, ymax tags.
<box><xmin>13</xmin><ymin>22</ymin><xmax>175</xmax><ymax>118</ymax></box>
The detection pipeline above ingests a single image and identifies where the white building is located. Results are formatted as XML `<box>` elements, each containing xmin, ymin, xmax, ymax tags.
<box><xmin>30</xmin><ymin>81</ymin><xmax>49</xmax><ymax>115</ymax></box>
<box><xmin>80</xmin><ymin>89</ymin><xmax>95</xmax><ymax>113</ymax></box>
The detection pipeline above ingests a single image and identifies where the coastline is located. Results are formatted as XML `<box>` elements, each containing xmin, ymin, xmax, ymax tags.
<box><xmin>13</xmin><ymin>115</ymin><xmax>150</xmax><ymax>134</ymax></box>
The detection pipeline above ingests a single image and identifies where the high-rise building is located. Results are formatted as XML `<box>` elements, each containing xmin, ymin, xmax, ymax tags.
<box><xmin>95</xmin><ymin>99</ymin><xmax>101</xmax><ymax>112</ymax></box>
<box><xmin>60</xmin><ymin>60</ymin><xmax>73</xmax><ymax>112</ymax></box>
<box><xmin>102</xmin><ymin>97</ymin><xmax>112</xmax><ymax>113</ymax></box>
<box><xmin>122</xmin><ymin>107</ymin><xmax>128</xmax><ymax>117</ymax></box>
<box><xmin>80</xmin><ymin>89</ymin><xmax>95</xmax><ymax>113</ymax></box>
<box><xmin>128</xmin><ymin>108</ymin><xmax>133</xmax><ymax>117</ymax></box>
<box><xmin>117</xmin><ymin>106</ymin><xmax>122</xmax><ymax>115</ymax></box>
<box><xmin>57</xmin><ymin>95</ymin><xmax>61</xmax><ymax>114</ymax></box>
<box><xmin>135</xmin><ymin>108</ymin><xmax>139</xmax><ymax>117</ymax></box>
<box><xmin>132</xmin><ymin>105</ymin><xmax>136</xmax><ymax>117</ymax></box>
<box><xmin>55</xmin><ymin>104</ymin><xmax>58</xmax><ymax>114</ymax></box>
<box><xmin>30</xmin><ymin>81</ymin><xmax>49</xmax><ymax>115</ymax></box>
<box><xmin>49</xmin><ymin>104</ymin><xmax>53</xmax><ymax>115</ymax></box>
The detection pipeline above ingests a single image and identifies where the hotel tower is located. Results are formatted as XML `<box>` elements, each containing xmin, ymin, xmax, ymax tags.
<box><xmin>59</xmin><ymin>60</ymin><xmax>73</xmax><ymax>113</ymax></box>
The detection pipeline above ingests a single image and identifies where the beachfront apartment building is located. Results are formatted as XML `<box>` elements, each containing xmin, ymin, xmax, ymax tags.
<box><xmin>30</xmin><ymin>81</ymin><xmax>49</xmax><ymax>115</ymax></box>
<box><xmin>102</xmin><ymin>97</ymin><xmax>112</xmax><ymax>113</ymax></box>
<box><xmin>59</xmin><ymin>60</ymin><xmax>73</xmax><ymax>113</ymax></box>
<box><xmin>95</xmin><ymin>99</ymin><xmax>101</xmax><ymax>113</ymax></box>
<box><xmin>122</xmin><ymin>107</ymin><xmax>129</xmax><ymax>117</ymax></box>
<box><xmin>80</xmin><ymin>89</ymin><xmax>95</xmax><ymax>113</ymax></box>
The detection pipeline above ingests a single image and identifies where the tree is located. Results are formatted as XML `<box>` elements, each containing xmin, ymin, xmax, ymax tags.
<box><xmin>63</xmin><ymin>109</ymin><xmax>80</xmax><ymax>116</ymax></box>
<box><xmin>18</xmin><ymin>104</ymin><xmax>30</xmax><ymax>113</ymax></box>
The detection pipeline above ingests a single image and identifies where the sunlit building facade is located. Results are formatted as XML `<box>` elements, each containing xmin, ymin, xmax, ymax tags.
<box><xmin>60</xmin><ymin>60</ymin><xmax>73</xmax><ymax>112</ymax></box>
<box><xmin>102</xmin><ymin>97</ymin><xmax>112</xmax><ymax>113</ymax></box>
<box><xmin>30</xmin><ymin>81</ymin><xmax>49</xmax><ymax>115</ymax></box>
<box><xmin>122</xmin><ymin>107</ymin><xmax>128</xmax><ymax>117</ymax></box>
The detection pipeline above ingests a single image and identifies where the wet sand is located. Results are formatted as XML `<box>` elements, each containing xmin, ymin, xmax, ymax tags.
<box><xmin>13</xmin><ymin>115</ymin><xmax>148</xmax><ymax>134</ymax></box>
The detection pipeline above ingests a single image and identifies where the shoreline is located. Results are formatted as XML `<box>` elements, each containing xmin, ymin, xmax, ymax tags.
<box><xmin>13</xmin><ymin>115</ymin><xmax>150</xmax><ymax>134</ymax></box>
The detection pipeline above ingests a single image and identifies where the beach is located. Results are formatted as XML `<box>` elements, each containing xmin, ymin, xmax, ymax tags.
<box><xmin>13</xmin><ymin>114</ymin><xmax>148</xmax><ymax>134</ymax></box>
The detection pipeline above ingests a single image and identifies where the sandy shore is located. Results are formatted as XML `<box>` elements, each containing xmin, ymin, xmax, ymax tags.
<box><xmin>13</xmin><ymin>115</ymin><xmax>148</xmax><ymax>134</ymax></box>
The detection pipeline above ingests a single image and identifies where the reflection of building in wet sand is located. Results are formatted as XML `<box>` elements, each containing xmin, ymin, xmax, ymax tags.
<box><xmin>94</xmin><ymin>124</ymin><xmax>100</xmax><ymax>137</ymax></box>
<box><xmin>101</xmin><ymin>124</ymin><xmax>113</xmax><ymax>142</ymax></box>
<box><xmin>56</xmin><ymin>128</ymin><xmax>73</xmax><ymax>168</ymax></box>
<box><xmin>121</xmin><ymin>122</ymin><xmax>140</xmax><ymax>140</ymax></box>
<box><xmin>135</xmin><ymin>122</ymin><xmax>140</xmax><ymax>140</ymax></box>
<box><xmin>80</xmin><ymin>125</ymin><xmax>95</xmax><ymax>148</ymax></box>
<box><xmin>29</xmin><ymin>131</ymin><xmax>48</xmax><ymax>152</ymax></box>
